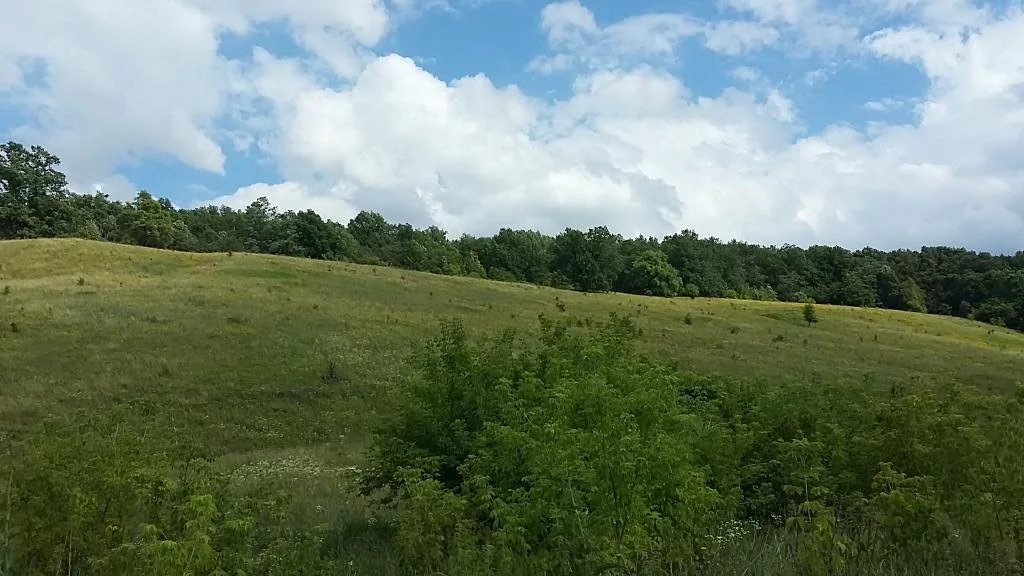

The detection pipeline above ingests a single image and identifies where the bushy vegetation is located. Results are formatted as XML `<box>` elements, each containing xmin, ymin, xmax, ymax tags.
<box><xmin>356</xmin><ymin>313</ymin><xmax>1024</xmax><ymax>574</ymax></box>
<box><xmin>2</xmin><ymin>410</ymin><xmax>342</xmax><ymax>576</ymax></box>
<box><xmin>3</xmin><ymin>140</ymin><xmax>1024</xmax><ymax>330</ymax></box>
<box><xmin>4</xmin><ymin>312</ymin><xmax>1022</xmax><ymax>574</ymax></box>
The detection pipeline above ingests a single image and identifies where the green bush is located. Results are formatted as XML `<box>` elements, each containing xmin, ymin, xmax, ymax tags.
<box><xmin>803</xmin><ymin>302</ymin><xmax>818</xmax><ymax>326</ymax></box>
<box><xmin>360</xmin><ymin>315</ymin><xmax>1024</xmax><ymax>575</ymax></box>
<box><xmin>0</xmin><ymin>410</ymin><xmax>333</xmax><ymax>576</ymax></box>
<box><xmin>681</xmin><ymin>283</ymin><xmax>700</xmax><ymax>299</ymax></box>
<box><xmin>362</xmin><ymin>314</ymin><xmax>731</xmax><ymax>574</ymax></box>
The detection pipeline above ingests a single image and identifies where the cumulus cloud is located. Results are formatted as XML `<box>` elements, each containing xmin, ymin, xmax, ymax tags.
<box><xmin>0</xmin><ymin>0</ymin><xmax>395</xmax><ymax>194</ymax></box>
<box><xmin>0</xmin><ymin>0</ymin><xmax>232</xmax><ymax>189</ymax></box>
<box><xmin>235</xmin><ymin>50</ymin><xmax>807</xmax><ymax>242</ymax></box>
<box><xmin>208</xmin><ymin>181</ymin><xmax>359</xmax><ymax>223</ymax></box>
<box><xmin>239</xmin><ymin>53</ymin><xmax>684</xmax><ymax>235</ymax></box>
<box><xmin>2</xmin><ymin>0</ymin><xmax>1023</xmax><ymax>252</ymax></box>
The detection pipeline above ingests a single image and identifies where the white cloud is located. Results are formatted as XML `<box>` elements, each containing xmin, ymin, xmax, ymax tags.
<box><xmin>0</xmin><ymin>0</ymin><xmax>396</xmax><ymax>195</ymax></box>
<box><xmin>863</xmin><ymin>97</ymin><xmax>905</xmax><ymax>111</ymax></box>
<box><xmin>531</xmin><ymin>1</ymin><xmax>701</xmax><ymax>73</ymax></box>
<box><xmin>722</xmin><ymin>0</ymin><xmax>819</xmax><ymax>24</ymax></box>
<box><xmin>219</xmin><ymin>1</ymin><xmax>1023</xmax><ymax>251</ymax></box>
<box><xmin>199</xmin><ymin>0</ymin><xmax>391</xmax><ymax>46</ymax></box>
<box><xmin>527</xmin><ymin>53</ymin><xmax>577</xmax><ymax>75</ymax></box>
<box><xmin>2</xmin><ymin>0</ymin><xmax>1024</xmax><ymax>253</ymax></box>
<box><xmin>721</xmin><ymin>0</ymin><xmax>861</xmax><ymax>53</ymax></box>
<box><xmin>540</xmin><ymin>0</ymin><xmax>599</xmax><ymax>45</ymax></box>
<box><xmin>0</xmin><ymin>0</ymin><xmax>232</xmax><ymax>189</ymax></box>
<box><xmin>801</xmin><ymin>67</ymin><xmax>833</xmax><ymax>86</ymax></box>
<box><xmin>0</xmin><ymin>59</ymin><xmax>22</xmax><ymax>90</ymax></box>
<box><xmin>732</xmin><ymin>66</ymin><xmax>764</xmax><ymax>82</ymax></box>
<box><xmin>704</xmin><ymin>21</ymin><xmax>781</xmax><ymax>54</ymax></box>
<box><xmin>208</xmin><ymin>181</ymin><xmax>359</xmax><ymax>223</ymax></box>
<box><xmin>90</xmin><ymin>174</ymin><xmax>142</xmax><ymax>202</ymax></box>
<box><xmin>602</xmin><ymin>14</ymin><xmax>702</xmax><ymax>56</ymax></box>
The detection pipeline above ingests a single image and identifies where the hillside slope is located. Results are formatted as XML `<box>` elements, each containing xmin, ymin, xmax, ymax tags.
<box><xmin>3</xmin><ymin>238</ymin><xmax>1024</xmax><ymax>573</ymax></box>
<box><xmin>3</xmin><ymin>238</ymin><xmax>1023</xmax><ymax>448</ymax></box>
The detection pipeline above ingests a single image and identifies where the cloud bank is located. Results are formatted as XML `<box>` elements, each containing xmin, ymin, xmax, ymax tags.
<box><xmin>1</xmin><ymin>0</ymin><xmax>1022</xmax><ymax>252</ymax></box>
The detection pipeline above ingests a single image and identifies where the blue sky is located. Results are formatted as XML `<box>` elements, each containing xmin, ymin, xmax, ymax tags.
<box><xmin>1</xmin><ymin>0</ymin><xmax>1022</xmax><ymax>252</ymax></box>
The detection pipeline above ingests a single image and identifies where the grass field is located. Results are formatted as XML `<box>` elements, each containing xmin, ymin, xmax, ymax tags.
<box><xmin>3</xmin><ymin>238</ymin><xmax>1024</xmax><ymax>570</ymax></box>
<box><xmin>4</xmin><ymin>237</ymin><xmax>1024</xmax><ymax>444</ymax></box>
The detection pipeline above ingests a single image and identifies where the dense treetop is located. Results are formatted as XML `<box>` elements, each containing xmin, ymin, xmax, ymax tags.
<box><xmin>3</xmin><ymin>140</ymin><xmax>1022</xmax><ymax>330</ymax></box>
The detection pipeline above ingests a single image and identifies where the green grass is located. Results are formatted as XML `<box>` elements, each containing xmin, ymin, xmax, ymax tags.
<box><xmin>2</xmin><ymin>238</ymin><xmax>1024</xmax><ymax>550</ymax></box>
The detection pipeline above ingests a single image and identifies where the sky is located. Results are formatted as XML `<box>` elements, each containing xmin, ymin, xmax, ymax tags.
<box><xmin>1</xmin><ymin>0</ymin><xmax>1023</xmax><ymax>254</ymax></box>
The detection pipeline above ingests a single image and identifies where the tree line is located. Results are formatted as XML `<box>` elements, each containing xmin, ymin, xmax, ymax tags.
<box><xmin>3</xmin><ymin>140</ymin><xmax>1022</xmax><ymax>330</ymax></box>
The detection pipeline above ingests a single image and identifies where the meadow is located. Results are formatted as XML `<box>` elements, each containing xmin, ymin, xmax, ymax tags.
<box><xmin>2</xmin><ymin>239</ymin><xmax>1024</xmax><ymax>575</ymax></box>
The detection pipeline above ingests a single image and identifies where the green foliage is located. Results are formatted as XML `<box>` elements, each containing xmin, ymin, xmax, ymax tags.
<box><xmin>484</xmin><ymin>267</ymin><xmax>517</xmax><ymax>283</ymax></box>
<box><xmin>360</xmin><ymin>316</ymin><xmax>1024</xmax><ymax>574</ymax></box>
<box><xmin>473</xmin><ymin>228</ymin><xmax>553</xmax><ymax>285</ymax></box>
<box><xmin>551</xmin><ymin>227</ymin><xmax>623</xmax><ymax>292</ymax></box>
<box><xmin>363</xmin><ymin>314</ymin><xmax>727</xmax><ymax>574</ymax></box>
<box><xmin>971</xmin><ymin>299</ymin><xmax>1017</xmax><ymax>327</ymax></box>
<box><xmin>1</xmin><ymin>410</ymin><xmax>336</xmax><ymax>576</ymax></box>
<box><xmin>460</xmin><ymin>250</ymin><xmax>487</xmax><ymax>279</ymax></box>
<box><xmin>897</xmin><ymin>278</ymin><xmax>928</xmax><ymax>313</ymax></box>
<box><xmin>115</xmin><ymin>191</ymin><xmax>196</xmax><ymax>250</ymax></box>
<box><xmin>740</xmin><ymin>285</ymin><xmax>779</xmax><ymax>302</ymax></box>
<box><xmin>619</xmin><ymin>249</ymin><xmax>683</xmax><ymax>297</ymax></box>
<box><xmin>348</xmin><ymin>210</ymin><xmax>395</xmax><ymax>251</ymax></box>
<box><xmin>681</xmin><ymin>283</ymin><xmax>700</xmax><ymax>299</ymax></box>
<box><xmin>0</xmin><ymin>142</ymin><xmax>78</xmax><ymax>239</ymax></box>
<box><xmin>803</xmin><ymin>302</ymin><xmax>818</xmax><ymax>326</ymax></box>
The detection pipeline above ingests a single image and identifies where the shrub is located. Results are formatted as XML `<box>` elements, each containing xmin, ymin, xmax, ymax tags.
<box><xmin>0</xmin><ymin>411</ymin><xmax>298</xmax><ymax>576</ymax></box>
<box><xmin>803</xmin><ymin>302</ymin><xmax>818</xmax><ymax>326</ymax></box>
<box><xmin>361</xmin><ymin>317</ymin><xmax>1024</xmax><ymax>574</ymax></box>
<box><xmin>362</xmin><ymin>314</ymin><xmax>730</xmax><ymax>574</ymax></box>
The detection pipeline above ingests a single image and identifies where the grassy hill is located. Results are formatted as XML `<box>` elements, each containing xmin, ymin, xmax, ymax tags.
<box><xmin>4</xmin><ymin>236</ymin><xmax>1024</xmax><ymax>449</ymax></box>
<box><xmin>3</xmin><ymin>238</ymin><xmax>1024</xmax><ymax>573</ymax></box>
